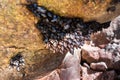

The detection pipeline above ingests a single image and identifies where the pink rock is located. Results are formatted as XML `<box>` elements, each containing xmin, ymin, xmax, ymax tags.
<box><xmin>82</xmin><ymin>44</ymin><xmax>100</xmax><ymax>63</ymax></box>
<box><xmin>90</xmin><ymin>62</ymin><xmax>108</xmax><ymax>71</ymax></box>
<box><xmin>82</xmin><ymin>66</ymin><xmax>102</xmax><ymax>80</ymax></box>
<box><xmin>36</xmin><ymin>48</ymin><xmax>81</xmax><ymax>80</ymax></box>
<box><xmin>82</xmin><ymin>66</ymin><xmax>117</xmax><ymax>80</ymax></box>
<box><xmin>59</xmin><ymin>49</ymin><xmax>81</xmax><ymax>80</ymax></box>
<box><xmin>103</xmin><ymin>15</ymin><xmax>120</xmax><ymax>40</ymax></box>
<box><xmin>81</xmin><ymin>44</ymin><xmax>115</xmax><ymax>69</ymax></box>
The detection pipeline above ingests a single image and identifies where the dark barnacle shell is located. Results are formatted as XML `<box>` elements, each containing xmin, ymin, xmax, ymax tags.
<box><xmin>10</xmin><ymin>53</ymin><xmax>25</xmax><ymax>71</ymax></box>
<box><xmin>27</xmin><ymin>3</ymin><xmax>47</xmax><ymax>18</ymax></box>
<box><xmin>26</xmin><ymin>3</ymin><xmax>38</xmax><ymax>13</ymax></box>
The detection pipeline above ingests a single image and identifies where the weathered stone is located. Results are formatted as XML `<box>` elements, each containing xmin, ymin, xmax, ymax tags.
<box><xmin>91</xmin><ymin>32</ymin><xmax>110</xmax><ymax>48</ymax></box>
<box><xmin>82</xmin><ymin>66</ymin><xmax>117</xmax><ymax>80</ymax></box>
<box><xmin>37</xmin><ymin>0</ymin><xmax>120</xmax><ymax>23</ymax></box>
<box><xmin>103</xmin><ymin>15</ymin><xmax>120</xmax><ymax>40</ymax></box>
<box><xmin>36</xmin><ymin>70</ymin><xmax>60</xmax><ymax>80</ymax></box>
<box><xmin>81</xmin><ymin>44</ymin><xmax>100</xmax><ymax>63</ymax></box>
<box><xmin>99</xmin><ymin>70</ymin><xmax>117</xmax><ymax>80</ymax></box>
<box><xmin>82</xmin><ymin>66</ymin><xmax>102</xmax><ymax>80</ymax></box>
<box><xmin>34</xmin><ymin>48</ymin><xmax>81</xmax><ymax>80</ymax></box>
<box><xmin>90</xmin><ymin>62</ymin><xmax>108</xmax><ymax>71</ymax></box>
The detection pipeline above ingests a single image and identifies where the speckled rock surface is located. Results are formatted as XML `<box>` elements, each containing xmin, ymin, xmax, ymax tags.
<box><xmin>37</xmin><ymin>0</ymin><xmax>120</xmax><ymax>23</ymax></box>
<box><xmin>0</xmin><ymin>0</ymin><xmax>64</xmax><ymax>80</ymax></box>
<box><xmin>82</xmin><ymin>15</ymin><xmax>120</xmax><ymax>70</ymax></box>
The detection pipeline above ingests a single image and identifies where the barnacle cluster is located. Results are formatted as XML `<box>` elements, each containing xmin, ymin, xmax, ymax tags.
<box><xmin>10</xmin><ymin>54</ymin><xmax>25</xmax><ymax>71</ymax></box>
<box><xmin>105</xmin><ymin>41</ymin><xmax>120</xmax><ymax>53</ymax></box>
<box><xmin>27</xmin><ymin>3</ymin><xmax>110</xmax><ymax>54</ymax></box>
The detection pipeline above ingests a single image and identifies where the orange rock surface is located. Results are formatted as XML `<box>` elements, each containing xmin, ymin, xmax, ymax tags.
<box><xmin>38</xmin><ymin>0</ymin><xmax>120</xmax><ymax>23</ymax></box>
<box><xmin>0</xmin><ymin>0</ymin><xmax>64</xmax><ymax>80</ymax></box>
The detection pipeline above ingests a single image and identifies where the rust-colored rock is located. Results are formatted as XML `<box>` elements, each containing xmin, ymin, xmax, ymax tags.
<box><xmin>37</xmin><ymin>0</ymin><xmax>120</xmax><ymax>23</ymax></box>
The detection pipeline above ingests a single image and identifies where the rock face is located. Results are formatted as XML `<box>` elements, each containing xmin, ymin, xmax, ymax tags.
<box><xmin>0</xmin><ymin>0</ymin><xmax>64</xmax><ymax>80</ymax></box>
<box><xmin>37</xmin><ymin>0</ymin><xmax>120</xmax><ymax>23</ymax></box>
<box><xmin>1</xmin><ymin>0</ymin><xmax>120</xmax><ymax>80</ymax></box>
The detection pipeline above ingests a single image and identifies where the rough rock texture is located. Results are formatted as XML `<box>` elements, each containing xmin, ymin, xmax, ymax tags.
<box><xmin>30</xmin><ymin>15</ymin><xmax>120</xmax><ymax>79</ymax></box>
<box><xmin>36</xmin><ymin>17</ymin><xmax>120</xmax><ymax>80</ymax></box>
<box><xmin>36</xmin><ymin>48</ymin><xmax>81</xmax><ymax>80</ymax></box>
<box><xmin>37</xmin><ymin>0</ymin><xmax>120</xmax><ymax>23</ymax></box>
<box><xmin>81</xmin><ymin>15</ymin><xmax>120</xmax><ymax>79</ymax></box>
<box><xmin>1</xmin><ymin>0</ymin><xmax>120</xmax><ymax>80</ymax></box>
<box><xmin>103</xmin><ymin>15</ymin><xmax>120</xmax><ymax>40</ymax></box>
<box><xmin>90</xmin><ymin>62</ymin><xmax>108</xmax><ymax>71</ymax></box>
<box><xmin>0</xmin><ymin>0</ymin><xmax>64</xmax><ymax>80</ymax></box>
<box><xmin>82</xmin><ymin>67</ymin><xmax>117</xmax><ymax>80</ymax></box>
<box><xmin>26</xmin><ymin>3</ymin><xmax>111</xmax><ymax>55</ymax></box>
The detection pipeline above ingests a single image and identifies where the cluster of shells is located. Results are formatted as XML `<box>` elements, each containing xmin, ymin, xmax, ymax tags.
<box><xmin>27</xmin><ymin>3</ymin><xmax>110</xmax><ymax>54</ymax></box>
<box><xmin>9</xmin><ymin>54</ymin><xmax>25</xmax><ymax>71</ymax></box>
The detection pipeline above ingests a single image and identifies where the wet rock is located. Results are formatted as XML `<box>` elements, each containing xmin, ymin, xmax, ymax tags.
<box><xmin>81</xmin><ymin>44</ymin><xmax>115</xmax><ymax>69</ymax></box>
<box><xmin>90</xmin><ymin>62</ymin><xmax>108</xmax><ymax>71</ymax></box>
